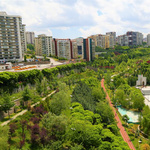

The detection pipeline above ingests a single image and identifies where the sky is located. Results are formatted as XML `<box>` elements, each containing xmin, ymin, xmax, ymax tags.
<box><xmin>0</xmin><ymin>0</ymin><xmax>150</xmax><ymax>39</ymax></box>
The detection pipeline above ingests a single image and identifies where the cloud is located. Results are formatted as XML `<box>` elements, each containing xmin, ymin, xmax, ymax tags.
<box><xmin>0</xmin><ymin>0</ymin><xmax>150</xmax><ymax>38</ymax></box>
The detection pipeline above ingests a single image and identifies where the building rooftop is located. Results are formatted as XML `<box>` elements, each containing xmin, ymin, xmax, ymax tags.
<box><xmin>0</xmin><ymin>11</ymin><xmax>21</xmax><ymax>18</ymax></box>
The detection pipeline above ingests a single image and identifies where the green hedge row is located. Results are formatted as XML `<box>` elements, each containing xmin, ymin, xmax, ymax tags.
<box><xmin>0</xmin><ymin>62</ymin><xmax>86</xmax><ymax>92</ymax></box>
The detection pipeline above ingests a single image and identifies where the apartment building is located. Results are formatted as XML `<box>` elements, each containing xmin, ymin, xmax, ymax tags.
<box><xmin>74</xmin><ymin>37</ymin><xmax>84</xmax><ymax>59</ymax></box>
<box><xmin>53</xmin><ymin>39</ymin><xmax>72</xmax><ymax>60</ymax></box>
<box><xmin>147</xmin><ymin>34</ymin><xmax>150</xmax><ymax>46</ymax></box>
<box><xmin>26</xmin><ymin>31</ymin><xmax>35</xmax><ymax>44</ymax></box>
<box><xmin>35</xmin><ymin>34</ymin><xmax>52</xmax><ymax>56</ymax></box>
<box><xmin>52</xmin><ymin>38</ymin><xmax>95</xmax><ymax>61</ymax></box>
<box><xmin>88</xmin><ymin>35</ymin><xmax>98</xmax><ymax>46</ymax></box>
<box><xmin>83</xmin><ymin>38</ymin><xmax>95</xmax><ymax>61</ymax></box>
<box><xmin>96</xmin><ymin>34</ymin><xmax>104</xmax><ymax>48</ymax></box>
<box><xmin>136</xmin><ymin>32</ymin><xmax>143</xmax><ymax>45</ymax></box>
<box><xmin>0</xmin><ymin>11</ymin><xmax>26</xmax><ymax>62</ymax></box>
<box><xmin>88</xmin><ymin>34</ymin><xmax>115</xmax><ymax>49</ymax></box>
<box><xmin>126</xmin><ymin>31</ymin><xmax>143</xmax><ymax>46</ymax></box>
<box><xmin>71</xmin><ymin>40</ymin><xmax>78</xmax><ymax>59</ymax></box>
<box><xmin>117</xmin><ymin>34</ymin><xmax>128</xmax><ymax>46</ymax></box>
<box><xmin>106</xmin><ymin>32</ymin><xmax>116</xmax><ymax>44</ymax></box>
<box><xmin>53</xmin><ymin>39</ymin><xmax>79</xmax><ymax>60</ymax></box>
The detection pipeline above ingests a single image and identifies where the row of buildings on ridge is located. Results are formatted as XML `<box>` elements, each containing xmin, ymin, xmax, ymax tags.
<box><xmin>2</xmin><ymin>11</ymin><xmax>150</xmax><ymax>63</ymax></box>
<box><xmin>35</xmin><ymin>35</ymin><xmax>95</xmax><ymax>61</ymax></box>
<box><xmin>0</xmin><ymin>11</ymin><xmax>95</xmax><ymax>62</ymax></box>
<box><xmin>88</xmin><ymin>31</ymin><xmax>144</xmax><ymax>49</ymax></box>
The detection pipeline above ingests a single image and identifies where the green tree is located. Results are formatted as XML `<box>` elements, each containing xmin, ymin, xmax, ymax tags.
<box><xmin>0</xmin><ymin>126</ymin><xmax>9</xmax><ymax>150</ymax></box>
<box><xmin>43</xmin><ymin>54</ymin><xmax>47</xmax><ymax>60</ymax></box>
<box><xmin>42</xmin><ymin>78</ymin><xmax>48</xmax><ymax>96</ymax></box>
<box><xmin>49</xmin><ymin>91</ymin><xmax>71</xmax><ymax>115</ymax></box>
<box><xmin>36</xmin><ymin>79</ymin><xmax>43</xmax><ymax>96</ymax></box>
<box><xmin>115</xmin><ymin>89</ymin><xmax>127</xmax><ymax>107</ymax></box>
<box><xmin>92</xmin><ymin>87</ymin><xmax>105</xmax><ymax>102</ymax></box>
<box><xmin>122</xmin><ymin>114</ymin><xmax>129</xmax><ymax>126</ymax></box>
<box><xmin>105</xmin><ymin>72</ymin><xmax>111</xmax><ymax>86</ymax></box>
<box><xmin>97</xmin><ymin>69</ymin><xmax>104</xmax><ymax>81</ymax></box>
<box><xmin>27</xmin><ymin>44</ymin><xmax>35</xmax><ymax>50</ymax></box>
<box><xmin>72</xmin><ymin>81</ymin><xmax>95</xmax><ymax>112</ymax></box>
<box><xmin>129</xmin><ymin>88</ymin><xmax>145</xmax><ymax>111</ymax></box>
<box><xmin>0</xmin><ymin>94</ymin><xmax>14</xmax><ymax>118</ymax></box>
<box><xmin>22</xmin><ymin>86</ymin><xmax>31</xmax><ymax>106</ymax></box>
<box><xmin>42</xmin><ymin>112</ymin><xmax>68</xmax><ymax>140</ymax></box>
<box><xmin>141</xmin><ymin>106</ymin><xmax>150</xmax><ymax>136</ymax></box>
<box><xmin>96</xmin><ymin>101</ymin><xmax>114</xmax><ymax>124</ymax></box>
<box><xmin>24</xmin><ymin>55</ymin><xmax>27</xmax><ymax>62</ymax></box>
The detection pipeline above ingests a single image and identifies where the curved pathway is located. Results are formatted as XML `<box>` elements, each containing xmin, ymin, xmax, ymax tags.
<box><xmin>101</xmin><ymin>79</ymin><xmax>135</xmax><ymax>150</ymax></box>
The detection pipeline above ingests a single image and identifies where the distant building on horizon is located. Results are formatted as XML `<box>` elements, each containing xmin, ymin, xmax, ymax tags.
<box><xmin>35</xmin><ymin>34</ymin><xmax>52</xmax><ymax>56</ymax></box>
<box><xmin>106</xmin><ymin>32</ymin><xmax>116</xmax><ymax>44</ymax></box>
<box><xmin>0</xmin><ymin>11</ymin><xmax>26</xmax><ymax>62</ymax></box>
<box><xmin>116</xmin><ymin>31</ymin><xmax>143</xmax><ymax>47</ymax></box>
<box><xmin>26</xmin><ymin>31</ymin><xmax>35</xmax><ymax>44</ymax></box>
<box><xmin>117</xmin><ymin>34</ymin><xmax>128</xmax><ymax>46</ymax></box>
<box><xmin>147</xmin><ymin>34</ymin><xmax>150</xmax><ymax>46</ymax></box>
<box><xmin>88</xmin><ymin>33</ymin><xmax>115</xmax><ymax>49</ymax></box>
<box><xmin>126</xmin><ymin>31</ymin><xmax>143</xmax><ymax>46</ymax></box>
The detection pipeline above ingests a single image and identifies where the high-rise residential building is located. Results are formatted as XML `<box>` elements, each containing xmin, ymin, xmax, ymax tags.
<box><xmin>88</xmin><ymin>33</ymin><xmax>115</xmax><ymax>49</ymax></box>
<box><xmin>136</xmin><ymin>32</ymin><xmax>143</xmax><ymax>45</ymax></box>
<box><xmin>83</xmin><ymin>38</ymin><xmax>95</xmax><ymax>61</ymax></box>
<box><xmin>52</xmin><ymin>38</ymin><xmax>95</xmax><ymax>61</ymax></box>
<box><xmin>117</xmin><ymin>34</ymin><xmax>128</xmax><ymax>46</ymax></box>
<box><xmin>88</xmin><ymin>35</ymin><xmax>98</xmax><ymax>46</ymax></box>
<box><xmin>96</xmin><ymin>34</ymin><xmax>105</xmax><ymax>48</ymax></box>
<box><xmin>126</xmin><ymin>31</ymin><xmax>143</xmax><ymax>46</ymax></box>
<box><xmin>21</xmin><ymin>24</ymin><xmax>27</xmax><ymax>55</ymax></box>
<box><xmin>71</xmin><ymin>40</ymin><xmax>78</xmax><ymax>59</ymax></box>
<box><xmin>53</xmin><ymin>39</ymin><xmax>73</xmax><ymax>60</ymax></box>
<box><xmin>147</xmin><ymin>34</ymin><xmax>150</xmax><ymax>46</ymax></box>
<box><xmin>106</xmin><ymin>32</ymin><xmax>116</xmax><ymax>44</ymax></box>
<box><xmin>0</xmin><ymin>11</ymin><xmax>26</xmax><ymax>62</ymax></box>
<box><xmin>35</xmin><ymin>34</ymin><xmax>52</xmax><ymax>56</ymax></box>
<box><xmin>26</xmin><ymin>31</ymin><xmax>35</xmax><ymax>44</ymax></box>
<box><xmin>74</xmin><ymin>37</ymin><xmax>84</xmax><ymax>59</ymax></box>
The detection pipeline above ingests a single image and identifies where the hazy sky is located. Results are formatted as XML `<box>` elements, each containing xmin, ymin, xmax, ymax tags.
<box><xmin>0</xmin><ymin>0</ymin><xmax>150</xmax><ymax>38</ymax></box>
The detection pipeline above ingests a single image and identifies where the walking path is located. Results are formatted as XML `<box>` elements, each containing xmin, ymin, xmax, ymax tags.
<box><xmin>101</xmin><ymin>79</ymin><xmax>135</xmax><ymax>150</ymax></box>
<box><xmin>1</xmin><ymin>91</ymin><xmax>56</xmax><ymax>126</ymax></box>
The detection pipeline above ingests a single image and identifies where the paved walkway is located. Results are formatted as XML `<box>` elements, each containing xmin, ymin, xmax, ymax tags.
<box><xmin>101</xmin><ymin>79</ymin><xmax>135</xmax><ymax>150</ymax></box>
<box><xmin>1</xmin><ymin>91</ymin><xmax>56</xmax><ymax>126</ymax></box>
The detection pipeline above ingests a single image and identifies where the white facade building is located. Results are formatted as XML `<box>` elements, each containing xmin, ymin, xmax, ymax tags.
<box><xmin>136</xmin><ymin>75</ymin><xmax>146</xmax><ymax>86</ymax></box>
<box><xmin>0</xmin><ymin>11</ymin><xmax>26</xmax><ymax>62</ymax></box>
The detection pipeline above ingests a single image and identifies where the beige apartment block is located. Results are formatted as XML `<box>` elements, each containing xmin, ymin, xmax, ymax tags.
<box><xmin>147</xmin><ymin>34</ymin><xmax>150</xmax><ymax>46</ymax></box>
<box><xmin>0</xmin><ymin>11</ymin><xmax>26</xmax><ymax>62</ymax></box>
<box><xmin>88</xmin><ymin>33</ymin><xmax>115</xmax><ymax>49</ymax></box>
<box><xmin>35</xmin><ymin>34</ymin><xmax>52</xmax><ymax>56</ymax></box>
<box><xmin>88</xmin><ymin>35</ymin><xmax>98</xmax><ymax>46</ymax></box>
<box><xmin>106</xmin><ymin>32</ymin><xmax>116</xmax><ymax>44</ymax></box>
<box><xmin>71</xmin><ymin>40</ymin><xmax>78</xmax><ymax>59</ymax></box>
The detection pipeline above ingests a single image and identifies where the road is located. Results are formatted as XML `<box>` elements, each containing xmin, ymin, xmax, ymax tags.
<box><xmin>1</xmin><ymin>91</ymin><xmax>56</xmax><ymax>126</ymax></box>
<box><xmin>36</xmin><ymin>56</ymin><xmax>63</xmax><ymax>66</ymax></box>
<box><xmin>0</xmin><ymin>57</ymin><xmax>63</xmax><ymax>72</ymax></box>
<box><xmin>101</xmin><ymin>79</ymin><xmax>136</xmax><ymax>150</ymax></box>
